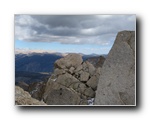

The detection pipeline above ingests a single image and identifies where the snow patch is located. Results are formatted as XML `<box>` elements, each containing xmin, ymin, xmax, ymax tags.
<box><xmin>53</xmin><ymin>78</ymin><xmax>57</xmax><ymax>81</ymax></box>
<box><xmin>30</xmin><ymin>89</ymin><xmax>37</xmax><ymax>94</ymax></box>
<box><xmin>88</xmin><ymin>98</ymin><xmax>95</xmax><ymax>105</ymax></box>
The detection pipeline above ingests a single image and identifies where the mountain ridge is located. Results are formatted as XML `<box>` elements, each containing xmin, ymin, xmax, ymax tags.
<box><xmin>15</xmin><ymin>52</ymin><xmax>106</xmax><ymax>73</ymax></box>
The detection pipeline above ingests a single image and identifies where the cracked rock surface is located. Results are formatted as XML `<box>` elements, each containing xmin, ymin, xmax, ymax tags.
<box><xmin>95</xmin><ymin>31</ymin><xmax>135</xmax><ymax>105</ymax></box>
<box><xmin>43</xmin><ymin>53</ymin><xmax>101</xmax><ymax>105</ymax></box>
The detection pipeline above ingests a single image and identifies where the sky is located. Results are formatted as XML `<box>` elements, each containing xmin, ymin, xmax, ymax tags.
<box><xmin>15</xmin><ymin>15</ymin><xmax>135</xmax><ymax>55</ymax></box>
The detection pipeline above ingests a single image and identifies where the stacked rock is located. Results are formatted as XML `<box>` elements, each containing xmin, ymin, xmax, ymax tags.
<box><xmin>43</xmin><ymin>53</ymin><xmax>101</xmax><ymax>105</ymax></box>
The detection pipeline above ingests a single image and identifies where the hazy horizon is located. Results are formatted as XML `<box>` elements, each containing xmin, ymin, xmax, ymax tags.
<box><xmin>15</xmin><ymin>48</ymin><xmax>107</xmax><ymax>56</ymax></box>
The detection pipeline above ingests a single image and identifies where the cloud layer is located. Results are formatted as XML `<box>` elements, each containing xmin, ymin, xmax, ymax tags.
<box><xmin>15</xmin><ymin>15</ymin><xmax>135</xmax><ymax>46</ymax></box>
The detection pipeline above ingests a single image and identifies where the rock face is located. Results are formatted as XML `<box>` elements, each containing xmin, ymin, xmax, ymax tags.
<box><xmin>95</xmin><ymin>31</ymin><xmax>135</xmax><ymax>105</ymax></box>
<box><xmin>15</xmin><ymin>86</ymin><xmax>46</xmax><ymax>105</ymax></box>
<box><xmin>43</xmin><ymin>53</ymin><xmax>100</xmax><ymax>105</ymax></box>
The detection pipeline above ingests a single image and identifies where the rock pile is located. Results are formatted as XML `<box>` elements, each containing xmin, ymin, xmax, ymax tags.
<box><xmin>95</xmin><ymin>31</ymin><xmax>135</xmax><ymax>105</ymax></box>
<box><xmin>15</xmin><ymin>86</ymin><xmax>46</xmax><ymax>105</ymax></box>
<box><xmin>43</xmin><ymin>53</ymin><xmax>101</xmax><ymax>105</ymax></box>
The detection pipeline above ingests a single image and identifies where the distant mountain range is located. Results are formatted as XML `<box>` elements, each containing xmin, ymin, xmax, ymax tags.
<box><xmin>15</xmin><ymin>52</ymin><xmax>105</xmax><ymax>73</ymax></box>
<box><xmin>15</xmin><ymin>53</ymin><xmax>62</xmax><ymax>73</ymax></box>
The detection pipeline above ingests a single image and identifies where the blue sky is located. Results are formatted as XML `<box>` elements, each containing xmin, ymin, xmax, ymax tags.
<box><xmin>15</xmin><ymin>15</ymin><xmax>135</xmax><ymax>55</ymax></box>
<box><xmin>15</xmin><ymin>40</ymin><xmax>113</xmax><ymax>54</ymax></box>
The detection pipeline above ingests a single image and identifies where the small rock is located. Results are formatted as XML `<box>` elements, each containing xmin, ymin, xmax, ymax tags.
<box><xmin>54</xmin><ymin>68</ymin><xmax>65</xmax><ymax>76</ymax></box>
<box><xmin>82</xmin><ymin>62</ymin><xmax>89</xmax><ymax>72</ymax></box>
<box><xmin>69</xmin><ymin>67</ymin><xmax>75</xmax><ymax>74</ymax></box>
<box><xmin>86</xmin><ymin>76</ymin><xmax>98</xmax><ymax>90</ymax></box>
<box><xmin>77</xmin><ymin>83</ymin><xmax>87</xmax><ymax>93</ymax></box>
<box><xmin>80</xmin><ymin>99</ymin><xmax>88</xmax><ymax>105</ymax></box>
<box><xmin>84</xmin><ymin>87</ymin><xmax>95</xmax><ymax>98</ymax></box>
<box><xmin>56</xmin><ymin>73</ymin><xmax>79</xmax><ymax>87</ymax></box>
<box><xmin>86</xmin><ymin>61</ymin><xmax>96</xmax><ymax>76</ymax></box>
<box><xmin>74</xmin><ymin>65</ymin><xmax>83</xmax><ymax>73</ymax></box>
<box><xmin>80</xmin><ymin>71</ymin><xmax>90</xmax><ymax>82</ymax></box>
<box><xmin>69</xmin><ymin>82</ymin><xmax>80</xmax><ymax>90</ymax></box>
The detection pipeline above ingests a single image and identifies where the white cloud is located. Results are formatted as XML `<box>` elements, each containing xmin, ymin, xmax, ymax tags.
<box><xmin>96</xmin><ymin>15</ymin><xmax>112</xmax><ymax>18</ymax></box>
<box><xmin>15</xmin><ymin>15</ymin><xmax>136</xmax><ymax>46</ymax></box>
<box><xmin>80</xmin><ymin>28</ymin><xmax>96</xmax><ymax>35</ymax></box>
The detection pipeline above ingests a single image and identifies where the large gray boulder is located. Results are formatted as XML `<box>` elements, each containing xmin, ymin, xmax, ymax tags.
<box><xmin>54</xmin><ymin>53</ymin><xmax>83</xmax><ymax>69</ymax></box>
<box><xmin>43</xmin><ymin>79</ymin><xmax>80</xmax><ymax>105</ymax></box>
<box><xmin>95</xmin><ymin>31</ymin><xmax>135</xmax><ymax>105</ymax></box>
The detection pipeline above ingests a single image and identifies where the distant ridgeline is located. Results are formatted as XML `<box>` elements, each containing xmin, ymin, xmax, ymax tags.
<box><xmin>15</xmin><ymin>53</ymin><xmax>107</xmax><ymax>73</ymax></box>
<box><xmin>15</xmin><ymin>53</ymin><xmax>63</xmax><ymax>73</ymax></box>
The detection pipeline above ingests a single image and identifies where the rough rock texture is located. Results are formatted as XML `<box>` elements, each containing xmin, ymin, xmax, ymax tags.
<box><xmin>43</xmin><ymin>53</ymin><xmax>100</xmax><ymax>105</ymax></box>
<box><xmin>86</xmin><ymin>76</ymin><xmax>98</xmax><ymax>90</ymax></box>
<box><xmin>43</xmin><ymin>80</ymin><xmax>80</xmax><ymax>105</ymax></box>
<box><xmin>15</xmin><ymin>86</ymin><xmax>46</xmax><ymax>105</ymax></box>
<box><xmin>95</xmin><ymin>31</ymin><xmax>135</xmax><ymax>105</ymax></box>
<box><xmin>80</xmin><ymin>71</ymin><xmax>90</xmax><ymax>82</ymax></box>
<box><xmin>56</xmin><ymin>73</ymin><xmax>80</xmax><ymax>87</ymax></box>
<box><xmin>54</xmin><ymin>53</ymin><xmax>83</xmax><ymax>69</ymax></box>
